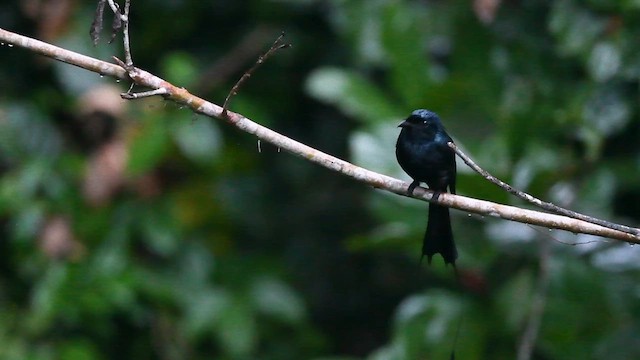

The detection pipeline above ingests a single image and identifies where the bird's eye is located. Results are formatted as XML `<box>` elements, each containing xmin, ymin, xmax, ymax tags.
<box><xmin>423</xmin><ymin>120</ymin><xmax>428</xmax><ymax>125</ymax></box>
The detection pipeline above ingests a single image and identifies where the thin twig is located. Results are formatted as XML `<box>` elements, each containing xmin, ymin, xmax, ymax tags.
<box><xmin>121</xmin><ymin>0</ymin><xmax>132</xmax><ymax>66</ymax></box>
<box><xmin>112</xmin><ymin>55</ymin><xmax>134</xmax><ymax>73</ymax></box>
<box><xmin>448</xmin><ymin>142</ymin><xmax>640</xmax><ymax>237</ymax></box>
<box><xmin>121</xmin><ymin>88</ymin><xmax>168</xmax><ymax>99</ymax></box>
<box><xmin>2</xmin><ymin>27</ymin><xmax>639</xmax><ymax>244</ymax></box>
<box><xmin>106</xmin><ymin>0</ymin><xmax>120</xmax><ymax>14</ymax></box>
<box><xmin>221</xmin><ymin>32</ymin><xmax>291</xmax><ymax>118</ymax></box>
<box><xmin>102</xmin><ymin>0</ymin><xmax>132</xmax><ymax>64</ymax></box>
<box><xmin>104</xmin><ymin>0</ymin><xmax>122</xmax><ymax>44</ymax></box>
<box><xmin>195</xmin><ymin>26</ymin><xmax>274</xmax><ymax>94</ymax></box>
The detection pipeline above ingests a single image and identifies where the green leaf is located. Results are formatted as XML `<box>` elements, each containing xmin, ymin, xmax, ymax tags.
<box><xmin>588</xmin><ymin>42</ymin><xmax>622</xmax><ymax>82</ymax></box>
<box><xmin>0</xmin><ymin>104</ymin><xmax>62</xmax><ymax>161</ymax></box>
<box><xmin>183</xmin><ymin>288</ymin><xmax>230</xmax><ymax>339</ymax></box>
<box><xmin>549</xmin><ymin>2</ymin><xmax>606</xmax><ymax>57</ymax></box>
<box><xmin>161</xmin><ymin>52</ymin><xmax>199</xmax><ymax>87</ymax></box>
<box><xmin>306</xmin><ymin>67</ymin><xmax>401</xmax><ymax>123</ymax></box>
<box><xmin>215</xmin><ymin>298</ymin><xmax>257</xmax><ymax>357</ymax></box>
<box><xmin>59</xmin><ymin>339</ymin><xmax>103</xmax><ymax>360</ymax></box>
<box><xmin>391</xmin><ymin>292</ymin><xmax>465</xmax><ymax>360</ymax></box>
<box><xmin>380</xmin><ymin>2</ymin><xmax>431</xmax><ymax>109</ymax></box>
<box><xmin>127</xmin><ymin>119</ymin><xmax>170</xmax><ymax>176</ymax></box>
<box><xmin>250</xmin><ymin>276</ymin><xmax>306</xmax><ymax>324</ymax></box>
<box><xmin>173</xmin><ymin>118</ymin><xmax>222</xmax><ymax>164</ymax></box>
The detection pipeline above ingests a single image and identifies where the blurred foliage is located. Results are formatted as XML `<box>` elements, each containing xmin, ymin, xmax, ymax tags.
<box><xmin>1</xmin><ymin>0</ymin><xmax>640</xmax><ymax>359</ymax></box>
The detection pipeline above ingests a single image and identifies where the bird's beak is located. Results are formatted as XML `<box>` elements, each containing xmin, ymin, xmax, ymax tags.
<box><xmin>398</xmin><ymin>120</ymin><xmax>409</xmax><ymax>128</ymax></box>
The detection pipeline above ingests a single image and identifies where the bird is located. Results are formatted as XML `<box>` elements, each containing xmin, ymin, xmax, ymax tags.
<box><xmin>395</xmin><ymin>109</ymin><xmax>457</xmax><ymax>267</ymax></box>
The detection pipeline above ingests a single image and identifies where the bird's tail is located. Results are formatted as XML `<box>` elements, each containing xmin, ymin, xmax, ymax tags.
<box><xmin>423</xmin><ymin>202</ymin><xmax>457</xmax><ymax>267</ymax></box>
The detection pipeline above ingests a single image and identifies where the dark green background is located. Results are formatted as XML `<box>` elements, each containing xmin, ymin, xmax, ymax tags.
<box><xmin>1</xmin><ymin>1</ymin><xmax>639</xmax><ymax>359</ymax></box>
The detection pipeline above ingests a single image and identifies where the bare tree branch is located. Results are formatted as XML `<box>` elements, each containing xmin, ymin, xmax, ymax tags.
<box><xmin>1</xmin><ymin>27</ymin><xmax>639</xmax><ymax>244</ymax></box>
<box><xmin>194</xmin><ymin>26</ymin><xmax>275</xmax><ymax>94</ymax></box>
<box><xmin>120</xmin><ymin>0</ymin><xmax>132</xmax><ymax>66</ymax></box>
<box><xmin>1</xmin><ymin>28</ymin><xmax>127</xmax><ymax>79</ymax></box>
<box><xmin>448</xmin><ymin>142</ymin><xmax>640</xmax><ymax>236</ymax></box>
<box><xmin>222</xmin><ymin>32</ymin><xmax>291</xmax><ymax>117</ymax></box>
<box><xmin>120</xmin><ymin>87</ymin><xmax>168</xmax><ymax>99</ymax></box>
<box><xmin>101</xmin><ymin>0</ymin><xmax>132</xmax><ymax>65</ymax></box>
<box><xmin>90</xmin><ymin>0</ymin><xmax>128</xmax><ymax>46</ymax></box>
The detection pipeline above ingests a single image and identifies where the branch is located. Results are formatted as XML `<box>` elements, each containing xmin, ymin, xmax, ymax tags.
<box><xmin>194</xmin><ymin>26</ymin><xmax>275</xmax><ymax>94</ymax></box>
<box><xmin>91</xmin><ymin>1</ymin><xmax>132</xmax><ymax>64</ymax></box>
<box><xmin>120</xmin><ymin>0</ymin><xmax>132</xmax><ymax>66</ymax></box>
<box><xmin>2</xmin><ymin>27</ymin><xmax>639</xmax><ymax>244</ymax></box>
<box><xmin>222</xmin><ymin>32</ymin><xmax>291</xmax><ymax>117</ymax></box>
<box><xmin>1</xmin><ymin>28</ymin><xmax>127</xmax><ymax>79</ymax></box>
<box><xmin>448</xmin><ymin>142</ymin><xmax>640</xmax><ymax>236</ymax></box>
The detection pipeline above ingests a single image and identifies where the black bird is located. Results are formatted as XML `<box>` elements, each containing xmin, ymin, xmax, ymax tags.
<box><xmin>396</xmin><ymin>109</ymin><xmax>457</xmax><ymax>267</ymax></box>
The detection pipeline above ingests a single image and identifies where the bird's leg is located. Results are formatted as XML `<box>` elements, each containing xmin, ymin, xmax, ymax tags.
<box><xmin>407</xmin><ymin>181</ymin><xmax>420</xmax><ymax>196</ymax></box>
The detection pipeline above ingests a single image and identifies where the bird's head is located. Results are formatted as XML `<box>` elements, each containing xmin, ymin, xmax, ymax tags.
<box><xmin>398</xmin><ymin>109</ymin><xmax>443</xmax><ymax>135</ymax></box>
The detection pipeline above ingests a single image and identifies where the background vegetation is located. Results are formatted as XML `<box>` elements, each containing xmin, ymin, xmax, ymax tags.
<box><xmin>1</xmin><ymin>0</ymin><xmax>639</xmax><ymax>359</ymax></box>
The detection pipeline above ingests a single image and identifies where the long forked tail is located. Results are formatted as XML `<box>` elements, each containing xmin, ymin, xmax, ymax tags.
<box><xmin>423</xmin><ymin>202</ymin><xmax>457</xmax><ymax>266</ymax></box>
